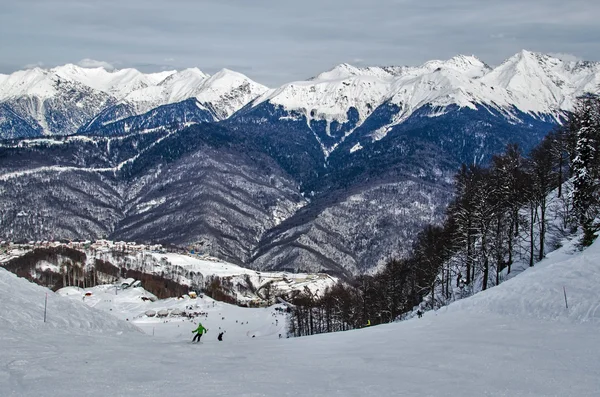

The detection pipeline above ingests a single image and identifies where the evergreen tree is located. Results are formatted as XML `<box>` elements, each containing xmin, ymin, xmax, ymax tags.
<box><xmin>572</xmin><ymin>97</ymin><xmax>600</xmax><ymax>246</ymax></box>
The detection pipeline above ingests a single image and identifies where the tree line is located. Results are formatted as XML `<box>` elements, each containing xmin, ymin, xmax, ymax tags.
<box><xmin>287</xmin><ymin>96</ymin><xmax>600</xmax><ymax>337</ymax></box>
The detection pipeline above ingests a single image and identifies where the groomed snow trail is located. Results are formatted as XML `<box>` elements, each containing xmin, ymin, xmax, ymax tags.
<box><xmin>1</xmin><ymin>236</ymin><xmax>600</xmax><ymax>396</ymax></box>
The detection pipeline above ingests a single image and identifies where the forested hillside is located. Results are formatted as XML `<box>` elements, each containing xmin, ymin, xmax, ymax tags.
<box><xmin>286</xmin><ymin>96</ymin><xmax>600</xmax><ymax>336</ymax></box>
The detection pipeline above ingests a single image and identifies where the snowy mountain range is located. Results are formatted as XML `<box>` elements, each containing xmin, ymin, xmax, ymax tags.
<box><xmin>0</xmin><ymin>64</ymin><xmax>267</xmax><ymax>138</ymax></box>
<box><xmin>0</xmin><ymin>50</ymin><xmax>598</xmax><ymax>141</ymax></box>
<box><xmin>240</xmin><ymin>51</ymin><xmax>599</xmax><ymax>158</ymax></box>
<box><xmin>0</xmin><ymin>50</ymin><xmax>599</xmax><ymax>275</ymax></box>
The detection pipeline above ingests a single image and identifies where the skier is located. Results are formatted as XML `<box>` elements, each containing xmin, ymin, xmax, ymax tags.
<box><xmin>217</xmin><ymin>332</ymin><xmax>224</xmax><ymax>341</ymax></box>
<box><xmin>417</xmin><ymin>310</ymin><xmax>423</xmax><ymax>318</ymax></box>
<box><xmin>192</xmin><ymin>322</ymin><xmax>207</xmax><ymax>343</ymax></box>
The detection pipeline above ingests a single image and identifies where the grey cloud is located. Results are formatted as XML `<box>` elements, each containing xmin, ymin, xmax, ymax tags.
<box><xmin>77</xmin><ymin>59</ymin><xmax>115</xmax><ymax>70</ymax></box>
<box><xmin>1</xmin><ymin>0</ymin><xmax>599</xmax><ymax>85</ymax></box>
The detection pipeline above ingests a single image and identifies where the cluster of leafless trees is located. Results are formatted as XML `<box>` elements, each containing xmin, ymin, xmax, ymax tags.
<box><xmin>287</xmin><ymin>96</ymin><xmax>600</xmax><ymax>337</ymax></box>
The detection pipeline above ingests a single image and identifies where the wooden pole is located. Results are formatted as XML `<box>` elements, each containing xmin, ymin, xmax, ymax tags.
<box><xmin>44</xmin><ymin>293</ymin><xmax>48</xmax><ymax>323</ymax></box>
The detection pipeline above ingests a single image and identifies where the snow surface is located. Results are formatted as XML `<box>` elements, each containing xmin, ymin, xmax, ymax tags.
<box><xmin>2</xmin><ymin>231</ymin><xmax>600</xmax><ymax>395</ymax></box>
<box><xmin>0</xmin><ymin>269</ymin><xmax>138</xmax><ymax>335</ymax></box>
<box><xmin>448</xmin><ymin>234</ymin><xmax>600</xmax><ymax>324</ymax></box>
<box><xmin>56</xmin><ymin>284</ymin><xmax>289</xmax><ymax>343</ymax></box>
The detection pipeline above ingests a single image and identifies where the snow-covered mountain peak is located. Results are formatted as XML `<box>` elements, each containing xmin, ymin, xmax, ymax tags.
<box><xmin>208</xmin><ymin>68</ymin><xmax>252</xmax><ymax>82</ymax></box>
<box><xmin>480</xmin><ymin>50</ymin><xmax>580</xmax><ymax>116</ymax></box>
<box><xmin>421</xmin><ymin>55</ymin><xmax>491</xmax><ymax>79</ymax></box>
<box><xmin>485</xmin><ymin>50</ymin><xmax>566</xmax><ymax>82</ymax></box>
<box><xmin>249</xmin><ymin>50</ymin><xmax>600</xmax><ymax>149</ymax></box>
<box><xmin>50</xmin><ymin>64</ymin><xmax>171</xmax><ymax>99</ymax></box>
<box><xmin>195</xmin><ymin>69</ymin><xmax>269</xmax><ymax>119</ymax></box>
<box><xmin>159</xmin><ymin>68</ymin><xmax>210</xmax><ymax>103</ymax></box>
<box><xmin>254</xmin><ymin>72</ymin><xmax>392</xmax><ymax>126</ymax></box>
<box><xmin>160</xmin><ymin>67</ymin><xmax>209</xmax><ymax>83</ymax></box>
<box><xmin>144</xmin><ymin>70</ymin><xmax>177</xmax><ymax>85</ymax></box>
<box><xmin>114</xmin><ymin>67</ymin><xmax>266</xmax><ymax>121</ymax></box>
<box><xmin>385</xmin><ymin>66</ymin><xmax>503</xmax><ymax>124</ymax></box>
<box><xmin>53</xmin><ymin>63</ymin><xmax>98</xmax><ymax>76</ymax></box>
<box><xmin>314</xmin><ymin>63</ymin><xmax>366</xmax><ymax>80</ymax></box>
<box><xmin>0</xmin><ymin>67</ymin><xmax>57</xmax><ymax>100</ymax></box>
<box><xmin>253</xmin><ymin>55</ymin><xmax>496</xmax><ymax>129</ymax></box>
<box><xmin>314</xmin><ymin>63</ymin><xmax>400</xmax><ymax>81</ymax></box>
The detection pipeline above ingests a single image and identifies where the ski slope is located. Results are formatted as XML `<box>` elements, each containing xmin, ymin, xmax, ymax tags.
<box><xmin>56</xmin><ymin>284</ymin><xmax>289</xmax><ymax>342</ymax></box>
<box><xmin>2</xmin><ymin>235</ymin><xmax>600</xmax><ymax>396</ymax></box>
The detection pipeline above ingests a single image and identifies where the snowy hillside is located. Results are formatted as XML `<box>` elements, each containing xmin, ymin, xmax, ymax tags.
<box><xmin>144</xmin><ymin>252</ymin><xmax>337</xmax><ymax>301</ymax></box>
<box><xmin>0</xmin><ymin>240</ymin><xmax>337</xmax><ymax>304</ymax></box>
<box><xmin>448</xmin><ymin>234</ymin><xmax>600</xmax><ymax>324</ymax></box>
<box><xmin>0</xmin><ymin>267</ymin><xmax>137</xmax><ymax>335</ymax></box>
<box><xmin>2</xmin><ymin>233</ymin><xmax>600</xmax><ymax>396</ymax></box>
<box><xmin>57</xmin><ymin>283</ymin><xmax>290</xmax><ymax>342</ymax></box>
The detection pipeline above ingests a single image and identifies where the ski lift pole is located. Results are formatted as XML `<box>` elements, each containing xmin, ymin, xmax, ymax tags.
<box><xmin>44</xmin><ymin>292</ymin><xmax>48</xmax><ymax>323</ymax></box>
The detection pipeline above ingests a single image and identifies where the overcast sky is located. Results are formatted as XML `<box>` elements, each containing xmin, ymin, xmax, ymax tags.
<box><xmin>1</xmin><ymin>0</ymin><xmax>599</xmax><ymax>86</ymax></box>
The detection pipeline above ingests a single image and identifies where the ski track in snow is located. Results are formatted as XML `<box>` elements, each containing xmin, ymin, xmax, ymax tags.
<box><xmin>2</xmin><ymin>232</ymin><xmax>600</xmax><ymax>396</ymax></box>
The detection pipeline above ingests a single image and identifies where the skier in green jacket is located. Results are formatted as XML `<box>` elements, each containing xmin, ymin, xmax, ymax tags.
<box><xmin>192</xmin><ymin>322</ymin><xmax>207</xmax><ymax>343</ymax></box>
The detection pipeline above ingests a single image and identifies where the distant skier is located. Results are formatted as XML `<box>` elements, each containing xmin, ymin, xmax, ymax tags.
<box><xmin>192</xmin><ymin>322</ymin><xmax>207</xmax><ymax>343</ymax></box>
<box><xmin>417</xmin><ymin>310</ymin><xmax>423</xmax><ymax>318</ymax></box>
<box><xmin>217</xmin><ymin>332</ymin><xmax>224</xmax><ymax>341</ymax></box>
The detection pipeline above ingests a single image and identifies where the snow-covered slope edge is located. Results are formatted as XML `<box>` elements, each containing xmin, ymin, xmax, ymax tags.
<box><xmin>0</xmin><ymin>267</ymin><xmax>139</xmax><ymax>334</ymax></box>
<box><xmin>447</xmin><ymin>235</ymin><xmax>600</xmax><ymax>324</ymax></box>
